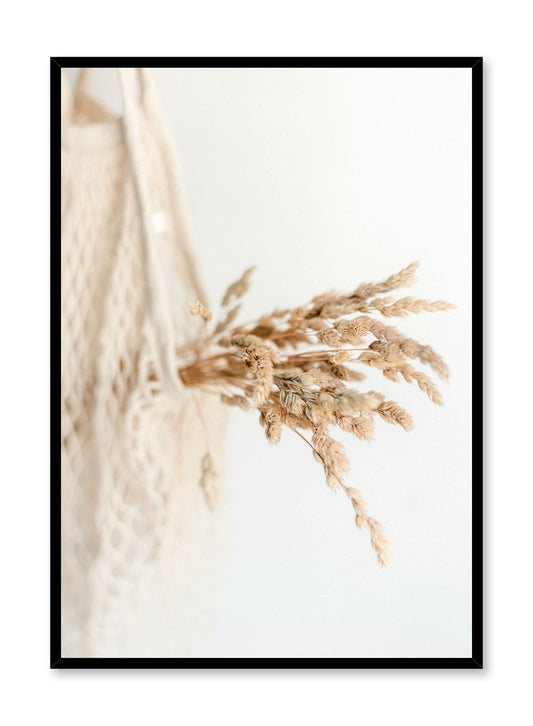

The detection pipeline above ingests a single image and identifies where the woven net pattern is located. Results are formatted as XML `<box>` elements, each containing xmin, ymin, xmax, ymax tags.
<box><xmin>61</xmin><ymin>71</ymin><xmax>226</xmax><ymax>657</ymax></box>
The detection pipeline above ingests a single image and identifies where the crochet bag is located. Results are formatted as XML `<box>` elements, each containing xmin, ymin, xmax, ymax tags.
<box><xmin>61</xmin><ymin>68</ymin><xmax>226</xmax><ymax>657</ymax></box>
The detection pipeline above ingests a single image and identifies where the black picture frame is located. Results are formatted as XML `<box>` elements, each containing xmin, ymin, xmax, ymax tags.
<box><xmin>51</xmin><ymin>56</ymin><xmax>483</xmax><ymax>670</ymax></box>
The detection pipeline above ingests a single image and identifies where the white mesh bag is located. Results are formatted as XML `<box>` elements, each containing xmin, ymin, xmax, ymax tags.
<box><xmin>61</xmin><ymin>68</ymin><xmax>227</xmax><ymax>657</ymax></box>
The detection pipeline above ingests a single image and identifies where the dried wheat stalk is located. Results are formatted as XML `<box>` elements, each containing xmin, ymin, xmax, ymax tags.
<box><xmin>178</xmin><ymin>262</ymin><xmax>454</xmax><ymax>567</ymax></box>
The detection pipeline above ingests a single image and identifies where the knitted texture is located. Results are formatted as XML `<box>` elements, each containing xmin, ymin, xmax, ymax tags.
<box><xmin>61</xmin><ymin>70</ymin><xmax>226</xmax><ymax>657</ymax></box>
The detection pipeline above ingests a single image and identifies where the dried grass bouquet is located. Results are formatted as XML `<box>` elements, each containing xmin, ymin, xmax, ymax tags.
<box><xmin>179</xmin><ymin>262</ymin><xmax>454</xmax><ymax>566</ymax></box>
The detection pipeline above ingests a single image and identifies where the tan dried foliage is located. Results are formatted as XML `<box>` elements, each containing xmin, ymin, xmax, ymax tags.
<box><xmin>189</xmin><ymin>299</ymin><xmax>212</xmax><ymax>322</ymax></box>
<box><xmin>199</xmin><ymin>452</ymin><xmax>218</xmax><ymax>510</ymax></box>
<box><xmin>181</xmin><ymin>262</ymin><xmax>453</xmax><ymax>566</ymax></box>
<box><xmin>221</xmin><ymin>266</ymin><xmax>256</xmax><ymax>307</ymax></box>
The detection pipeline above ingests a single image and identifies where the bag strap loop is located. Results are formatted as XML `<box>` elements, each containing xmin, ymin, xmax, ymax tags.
<box><xmin>71</xmin><ymin>67</ymin><xmax>207</xmax><ymax>393</ymax></box>
<box><xmin>116</xmin><ymin>67</ymin><xmax>183</xmax><ymax>393</ymax></box>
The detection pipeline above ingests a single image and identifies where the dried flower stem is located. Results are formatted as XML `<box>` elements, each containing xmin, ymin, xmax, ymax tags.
<box><xmin>181</xmin><ymin>263</ymin><xmax>453</xmax><ymax>566</ymax></box>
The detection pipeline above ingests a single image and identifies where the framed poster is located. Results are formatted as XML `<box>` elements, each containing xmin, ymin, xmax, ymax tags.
<box><xmin>52</xmin><ymin>57</ymin><xmax>481</xmax><ymax>668</ymax></box>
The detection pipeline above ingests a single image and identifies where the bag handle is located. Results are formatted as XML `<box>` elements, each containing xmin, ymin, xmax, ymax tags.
<box><xmin>73</xmin><ymin>68</ymin><xmax>206</xmax><ymax>300</ymax></box>
<box><xmin>116</xmin><ymin>67</ymin><xmax>184</xmax><ymax>393</ymax></box>
<box><xmin>73</xmin><ymin>67</ymin><xmax>208</xmax><ymax>392</ymax></box>
<box><xmin>71</xmin><ymin>68</ymin><xmax>114</xmax><ymax>124</ymax></box>
<box><xmin>73</xmin><ymin>67</ymin><xmax>90</xmax><ymax>114</ymax></box>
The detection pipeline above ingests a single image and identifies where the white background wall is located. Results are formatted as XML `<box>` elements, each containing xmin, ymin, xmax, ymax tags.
<box><xmin>78</xmin><ymin>65</ymin><xmax>473</xmax><ymax>658</ymax></box>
